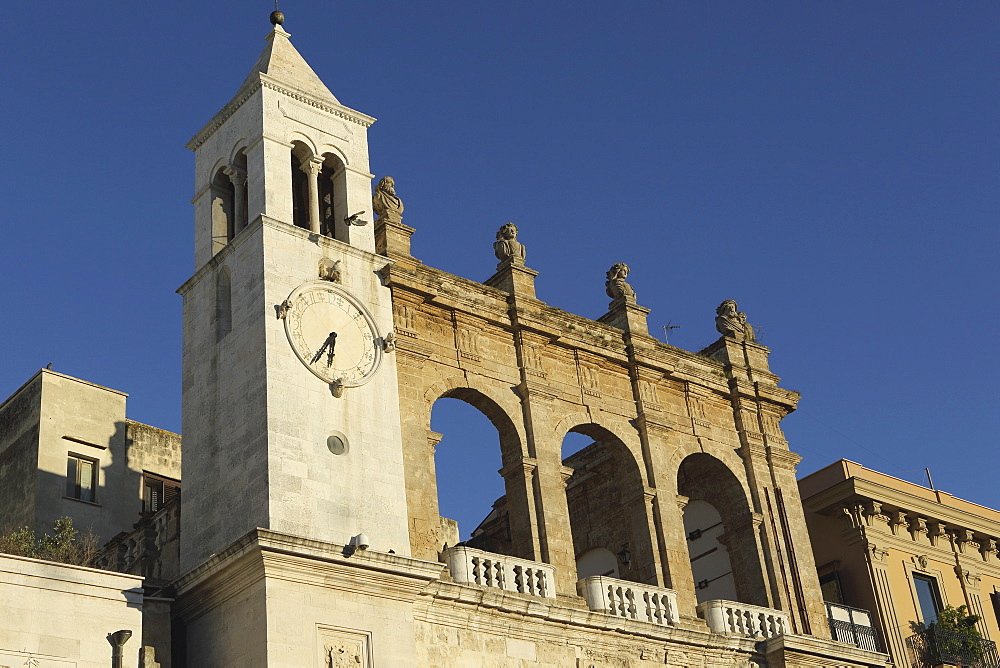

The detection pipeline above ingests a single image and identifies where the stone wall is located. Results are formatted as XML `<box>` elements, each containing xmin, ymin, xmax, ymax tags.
<box><xmin>0</xmin><ymin>373</ymin><xmax>40</xmax><ymax>534</ymax></box>
<box><xmin>126</xmin><ymin>419</ymin><xmax>181</xmax><ymax>480</ymax></box>
<box><xmin>0</xmin><ymin>553</ymin><xmax>144</xmax><ymax>667</ymax></box>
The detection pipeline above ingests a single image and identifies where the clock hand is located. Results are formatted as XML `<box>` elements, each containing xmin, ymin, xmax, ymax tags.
<box><xmin>309</xmin><ymin>332</ymin><xmax>338</xmax><ymax>366</ymax></box>
<box><xmin>326</xmin><ymin>332</ymin><xmax>337</xmax><ymax>367</ymax></box>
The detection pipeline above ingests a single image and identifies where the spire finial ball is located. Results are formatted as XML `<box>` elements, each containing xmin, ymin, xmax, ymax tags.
<box><xmin>270</xmin><ymin>10</ymin><xmax>285</xmax><ymax>26</ymax></box>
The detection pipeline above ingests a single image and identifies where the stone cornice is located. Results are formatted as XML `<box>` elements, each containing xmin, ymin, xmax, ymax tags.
<box><xmin>186</xmin><ymin>73</ymin><xmax>376</xmax><ymax>152</ymax></box>
<box><xmin>177</xmin><ymin>215</ymin><xmax>393</xmax><ymax>295</ymax></box>
<box><xmin>417</xmin><ymin>580</ymin><xmax>757</xmax><ymax>653</ymax></box>
<box><xmin>173</xmin><ymin>528</ymin><xmax>444</xmax><ymax>621</ymax></box>
<box><xmin>803</xmin><ymin>478</ymin><xmax>1000</xmax><ymax>538</ymax></box>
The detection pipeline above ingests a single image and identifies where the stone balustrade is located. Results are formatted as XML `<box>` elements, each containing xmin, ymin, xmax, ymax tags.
<box><xmin>577</xmin><ymin>575</ymin><xmax>679</xmax><ymax>627</ymax></box>
<box><xmin>697</xmin><ymin>599</ymin><xmax>790</xmax><ymax>639</ymax></box>
<box><xmin>442</xmin><ymin>546</ymin><xmax>555</xmax><ymax>598</ymax></box>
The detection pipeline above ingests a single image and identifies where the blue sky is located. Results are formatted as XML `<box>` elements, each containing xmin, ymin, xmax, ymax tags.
<box><xmin>2</xmin><ymin>2</ymin><xmax>997</xmax><ymax>539</ymax></box>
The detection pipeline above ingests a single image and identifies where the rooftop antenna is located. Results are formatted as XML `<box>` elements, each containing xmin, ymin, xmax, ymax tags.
<box><xmin>661</xmin><ymin>321</ymin><xmax>680</xmax><ymax>345</ymax></box>
<box><xmin>925</xmin><ymin>467</ymin><xmax>936</xmax><ymax>491</ymax></box>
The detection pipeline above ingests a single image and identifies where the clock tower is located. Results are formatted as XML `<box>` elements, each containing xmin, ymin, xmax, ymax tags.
<box><xmin>177</xmin><ymin>15</ymin><xmax>411</xmax><ymax>574</ymax></box>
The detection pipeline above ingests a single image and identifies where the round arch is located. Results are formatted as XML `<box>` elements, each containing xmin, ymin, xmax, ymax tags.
<box><xmin>677</xmin><ymin>453</ymin><xmax>768</xmax><ymax>607</ymax></box>
<box><xmin>423</xmin><ymin>376</ymin><xmax>525</xmax><ymax>466</ymax></box>
<box><xmin>559</xmin><ymin>419</ymin><xmax>659</xmax><ymax>585</ymax></box>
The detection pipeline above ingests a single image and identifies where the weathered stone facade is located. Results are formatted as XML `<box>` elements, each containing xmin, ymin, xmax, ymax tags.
<box><xmin>163</xmin><ymin>19</ymin><xmax>891</xmax><ymax>667</ymax></box>
<box><xmin>0</xmin><ymin>16</ymin><xmax>898</xmax><ymax>668</ymax></box>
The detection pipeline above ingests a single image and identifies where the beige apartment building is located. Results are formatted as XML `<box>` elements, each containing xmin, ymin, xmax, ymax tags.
<box><xmin>800</xmin><ymin>459</ymin><xmax>1000</xmax><ymax>668</ymax></box>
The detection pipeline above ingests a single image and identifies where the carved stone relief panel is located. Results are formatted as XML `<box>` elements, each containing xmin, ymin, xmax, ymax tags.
<box><xmin>578</xmin><ymin>363</ymin><xmax>601</xmax><ymax>397</ymax></box>
<box><xmin>393</xmin><ymin>302</ymin><xmax>418</xmax><ymax>333</ymax></box>
<box><xmin>457</xmin><ymin>326</ymin><xmax>481</xmax><ymax>361</ymax></box>
<box><xmin>521</xmin><ymin>343</ymin><xmax>546</xmax><ymax>377</ymax></box>
<box><xmin>637</xmin><ymin>379</ymin><xmax>661</xmax><ymax>411</ymax></box>
<box><xmin>317</xmin><ymin>625</ymin><xmax>372</xmax><ymax>668</ymax></box>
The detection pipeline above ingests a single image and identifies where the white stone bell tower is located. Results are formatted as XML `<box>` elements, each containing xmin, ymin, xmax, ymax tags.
<box><xmin>177</xmin><ymin>15</ymin><xmax>411</xmax><ymax>574</ymax></box>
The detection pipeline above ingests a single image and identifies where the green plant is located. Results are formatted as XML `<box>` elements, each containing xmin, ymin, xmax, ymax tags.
<box><xmin>926</xmin><ymin>605</ymin><xmax>985</xmax><ymax>666</ymax></box>
<box><xmin>0</xmin><ymin>517</ymin><xmax>99</xmax><ymax>567</ymax></box>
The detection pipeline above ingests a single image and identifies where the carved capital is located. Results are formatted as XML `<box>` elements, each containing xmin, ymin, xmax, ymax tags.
<box><xmin>675</xmin><ymin>494</ymin><xmax>690</xmax><ymax>511</ymax></box>
<box><xmin>301</xmin><ymin>157</ymin><xmax>324</xmax><ymax>176</ymax></box>
<box><xmin>223</xmin><ymin>164</ymin><xmax>247</xmax><ymax>186</ymax></box>
<box><xmin>498</xmin><ymin>457</ymin><xmax>537</xmax><ymax>481</ymax></box>
<box><xmin>868</xmin><ymin>544</ymin><xmax>889</xmax><ymax>563</ymax></box>
<box><xmin>427</xmin><ymin>430</ymin><xmax>443</xmax><ymax>454</ymax></box>
<box><xmin>955</xmin><ymin>565</ymin><xmax>982</xmax><ymax>590</ymax></box>
<box><xmin>559</xmin><ymin>465</ymin><xmax>575</xmax><ymax>488</ymax></box>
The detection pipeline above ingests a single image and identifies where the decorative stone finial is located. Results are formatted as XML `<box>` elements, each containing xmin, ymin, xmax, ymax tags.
<box><xmin>372</xmin><ymin>176</ymin><xmax>404</xmax><ymax>226</ymax></box>
<box><xmin>605</xmin><ymin>263</ymin><xmax>636</xmax><ymax>302</ymax></box>
<box><xmin>493</xmin><ymin>223</ymin><xmax>526</xmax><ymax>265</ymax></box>
<box><xmin>715</xmin><ymin>299</ymin><xmax>756</xmax><ymax>342</ymax></box>
<box><xmin>270</xmin><ymin>10</ymin><xmax>285</xmax><ymax>26</ymax></box>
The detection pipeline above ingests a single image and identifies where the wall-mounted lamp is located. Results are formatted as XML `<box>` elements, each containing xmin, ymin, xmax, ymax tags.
<box><xmin>616</xmin><ymin>545</ymin><xmax>631</xmax><ymax>566</ymax></box>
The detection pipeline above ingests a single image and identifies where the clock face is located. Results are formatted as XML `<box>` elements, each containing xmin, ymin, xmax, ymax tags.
<box><xmin>283</xmin><ymin>282</ymin><xmax>382</xmax><ymax>387</ymax></box>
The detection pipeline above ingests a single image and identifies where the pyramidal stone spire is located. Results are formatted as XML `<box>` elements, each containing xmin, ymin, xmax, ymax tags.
<box><xmin>234</xmin><ymin>19</ymin><xmax>341</xmax><ymax>106</ymax></box>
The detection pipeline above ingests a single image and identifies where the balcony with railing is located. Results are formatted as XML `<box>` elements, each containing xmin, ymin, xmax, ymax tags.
<box><xmin>906</xmin><ymin>628</ymin><xmax>1000</xmax><ymax>668</ymax></box>
<box><xmin>577</xmin><ymin>575</ymin><xmax>679</xmax><ymax>627</ymax></box>
<box><xmin>826</xmin><ymin>602</ymin><xmax>881</xmax><ymax>652</ymax></box>
<box><xmin>697</xmin><ymin>599</ymin><xmax>790</xmax><ymax>639</ymax></box>
<box><xmin>441</xmin><ymin>545</ymin><xmax>555</xmax><ymax>598</ymax></box>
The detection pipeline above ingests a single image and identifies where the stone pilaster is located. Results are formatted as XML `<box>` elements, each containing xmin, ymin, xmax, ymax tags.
<box><xmin>864</xmin><ymin>541</ymin><xmax>907</xmax><ymax>666</ymax></box>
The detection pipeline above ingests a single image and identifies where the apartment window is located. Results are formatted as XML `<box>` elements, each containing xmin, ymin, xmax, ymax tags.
<box><xmin>143</xmin><ymin>472</ymin><xmax>180</xmax><ymax>514</ymax></box>
<box><xmin>818</xmin><ymin>564</ymin><xmax>845</xmax><ymax>604</ymax></box>
<box><xmin>914</xmin><ymin>573</ymin><xmax>943</xmax><ymax>625</ymax></box>
<box><xmin>66</xmin><ymin>454</ymin><xmax>97</xmax><ymax>503</ymax></box>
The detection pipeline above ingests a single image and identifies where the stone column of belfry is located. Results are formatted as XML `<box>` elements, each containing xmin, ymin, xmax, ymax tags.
<box><xmin>224</xmin><ymin>165</ymin><xmax>248</xmax><ymax>233</ymax></box>
<box><xmin>303</xmin><ymin>157</ymin><xmax>324</xmax><ymax>234</ymax></box>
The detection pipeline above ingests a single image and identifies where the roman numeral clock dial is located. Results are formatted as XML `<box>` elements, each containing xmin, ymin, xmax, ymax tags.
<box><xmin>281</xmin><ymin>282</ymin><xmax>382</xmax><ymax>393</ymax></box>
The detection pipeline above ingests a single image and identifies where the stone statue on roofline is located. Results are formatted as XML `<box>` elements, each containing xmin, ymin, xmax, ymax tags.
<box><xmin>493</xmin><ymin>223</ymin><xmax>526</xmax><ymax>265</ymax></box>
<box><xmin>372</xmin><ymin>176</ymin><xmax>404</xmax><ymax>225</ymax></box>
<box><xmin>605</xmin><ymin>263</ymin><xmax>636</xmax><ymax>302</ymax></box>
<box><xmin>715</xmin><ymin>299</ymin><xmax>756</xmax><ymax>342</ymax></box>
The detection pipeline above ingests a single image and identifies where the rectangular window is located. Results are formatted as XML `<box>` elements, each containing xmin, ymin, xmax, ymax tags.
<box><xmin>913</xmin><ymin>573</ymin><xmax>943</xmax><ymax>625</ymax></box>
<box><xmin>66</xmin><ymin>454</ymin><xmax>98</xmax><ymax>503</ymax></box>
<box><xmin>142</xmin><ymin>472</ymin><xmax>180</xmax><ymax>514</ymax></box>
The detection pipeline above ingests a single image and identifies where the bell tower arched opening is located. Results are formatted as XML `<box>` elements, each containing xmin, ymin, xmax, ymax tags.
<box><xmin>562</xmin><ymin>424</ymin><xmax>657</xmax><ymax>585</ymax></box>
<box><xmin>290</xmin><ymin>143</ymin><xmax>312</xmax><ymax>231</ymax></box>
<box><xmin>210</xmin><ymin>168</ymin><xmax>236</xmax><ymax>246</ymax></box>
<box><xmin>678</xmin><ymin>453</ymin><xmax>768</xmax><ymax>607</ymax></box>
<box><xmin>318</xmin><ymin>153</ymin><xmax>346</xmax><ymax>240</ymax></box>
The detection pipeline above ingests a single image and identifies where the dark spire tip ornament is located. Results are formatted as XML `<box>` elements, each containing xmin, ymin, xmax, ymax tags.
<box><xmin>270</xmin><ymin>10</ymin><xmax>285</xmax><ymax>26</ymax></box>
